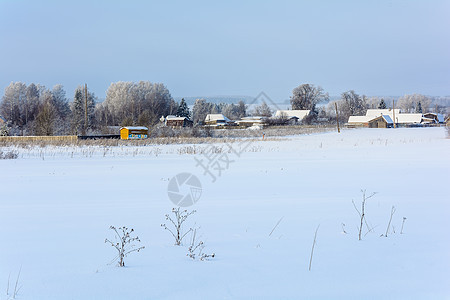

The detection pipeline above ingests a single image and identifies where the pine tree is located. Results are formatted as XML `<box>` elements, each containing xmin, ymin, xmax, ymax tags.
<box><xmin>72</xmin><ymin>89</ymin><xmax>84</xmax><ymax>134</ymax></box>
<box><xmin>416</xmin><ymin>101</ymin><xmax>423</xmax><ymax>113</ymax></box>
<box><xmin>378</xmin><ymin>99</ymin><xmax>387</xmax><ymax>109</ymax></box>
<box><xmin>176</xmin><ymin>98</ymin><xmax>191</xmax><ymax>119</ymax></box>
<box><xmin>71</xmin><ymin>86</ymin><xmax>96</xmax><ymax>134</ymax></box>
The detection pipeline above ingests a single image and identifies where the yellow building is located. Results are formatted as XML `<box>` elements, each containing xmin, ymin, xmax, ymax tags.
<box><xmin>120</xmin><ymin>127</ymin><xmax>148</xmax><ymax>140</ymax></box>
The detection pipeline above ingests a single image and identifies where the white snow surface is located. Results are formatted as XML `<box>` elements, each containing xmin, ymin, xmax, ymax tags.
<box><xmin>0</xmin><ymin>127</ymin><xmax>449</xmax><ymax>299</ymax></box>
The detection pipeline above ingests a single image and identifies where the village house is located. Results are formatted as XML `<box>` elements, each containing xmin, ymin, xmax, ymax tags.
<box><xmin>348</xmin><ymin>115</ymin><xmax>393</xmax><ymax>128</ymax></box>
<box><xmin>393</xmin><ymin>113</ymin><xmax>423</xmax><ymax>126</ymax></box>
<box><xmin>367</xmin><ymin>115</ymin><xmax>393</xmax><ymax>128</ymax></box>
<box><xmin>348</xmin><ymin>109</ymin><xmax>442</xmax><ymax>128</ymax></box>
<box><xmin>235</xmin><ymin>116</ymin><xmax>266</xmax><ymax>128</ymax></box>
<box><xmin>366</xmin><ymin>109</ymin><xmax>400</xmax><ymax>120</ymax></box>
<box><xmin>347</xmin><ymin>116</ymin><xmax>372</xmax><ymax>127</ymax></box>
<box><xmin>423</xmin><ymin>113</ymin><xmax>445</xmax><ymax>124</ymax></box>
<box><xmin>204</xmin><ymin>114</ymin><xmax>232</xmax><ymax>126</ymax></box>
<box><xmin>163</xmin><ymin>115</ymin><xmax>193</xmax><ymax>127</ymax></box>
<box><xmin>273</xmin><ymin>110</ymin><xmax>310</xmax><ymax>124</ymax></box>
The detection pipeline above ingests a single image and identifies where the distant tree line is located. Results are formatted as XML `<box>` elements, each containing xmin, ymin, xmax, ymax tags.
<box><xmin>0</xmin><ymin>81</ymin><xmax>183</xmax><ymax>136</ymax></box>
<box><xmin>0</xmin><ymin>81</ymin><xmax>446</xmax><ymax>136</ymax></box>
<box><xmin>192</xmin><ymin>99</ymin><xmax>246</xmax><ymax>124</ymax></box>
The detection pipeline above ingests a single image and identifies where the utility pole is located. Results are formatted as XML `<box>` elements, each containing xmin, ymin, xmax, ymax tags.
<box><xmin>392</xmin><ymin>99</ymin><xmax>396</xmax><ymax>128</ymax></box>
<box><xmin>84</xmin><ymin>83</ymin><xmax>88</xmax><ymax>135</ymax></box>
<box><xmin>335</xmin><ymin>102</ymin><xmax>340</xmax><ymax>133</ymax></box>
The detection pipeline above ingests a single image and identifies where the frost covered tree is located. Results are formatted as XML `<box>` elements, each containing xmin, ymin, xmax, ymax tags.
<box><xmin>103</xmin><ymin>81</ymin><xmax>175</xmax><ymax>126</ymax></box>
<box><xmin>176</xmin><ymin>98</ymin><xmax>191</xmax><ymax>119</ymax></box>
<box><xmin>398</xmin><ymin>94</ymin><xmax>430</xmax><ymax>113</ymax></box>
<box><xmin>52</xmin><ymin>84</ymin><xmax>70</xmax><ymax>120</ymax></box>
<box><xmin>340</xmin><ymin>90</ymin><xmax>367</xmax><ymax>119</ymax></box>
<box><xmin>34</xmin><ymin>90</ymin><xmax>57</xmax><ymax>136</ymax></box>
<box><xmin>236</xmin><ymin>101</ymin><xmax>247</xmax><ymax>118</ymax></box>
<box><xmin>252</xmin><ymin>102</ymin><xmax>272</xmax><ymax>117</ymax></box>
<box><xmin>192</xmin><ymin>99</ymin><xmax>219</xmax><ymax>124</ymax></box>
<box><xmin>220</xmin><ymin>102</ymin><xmax>246</xmax><ymax>120</ymax></box>
<box><xmin>25</xmin><ymin>83</ymin><xmax>40</xmax><ymax>127</ymax></box>
<box><xmin>31</xmin><ymin>86</ymin><xmax>71</xmax><ymax>135</ymax></box>
<box><xmin>290</xmin><ymin>84</ymin><xmax>329</xmax><ymax>111</ymax></box>
<box><xmin>1</xmin><ymin>83</ymin><xmax>73</xmax><ymax>135</ymax></box>
<box><xmin>0</xmin><ymin>82</ymin><xmax>27</xmax><ymax>131</ymax></box>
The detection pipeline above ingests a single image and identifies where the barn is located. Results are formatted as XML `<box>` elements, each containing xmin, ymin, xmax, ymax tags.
<box><xmin>165</xmin><ymin>116</ymin><xmax>193</xmax><ymax>127</ymax></box>
<box><xmin>367</xmin><ymin>115</ymin><xmax>393</xmax><ymax>128</ymax></box>
<box><xmin>120</xmin><ymin>127</ymin><xmax>148</xmax><ymax>140</ymax></box>
<box><xmin>347</xmin><ymin>116</ymin><xmax>371</xmax><ymax>128</ymax></box>
<box><xmin>348</xmin><ymin>115</ymin><xmax>393</xmax><ymax>128</ymax></box>
<box><xmin>236</xmin><ymin>116</ymin><xmax>266</xmax><ymax>127</ymax></box>
<box><xmin>204</xmin><ymin>114</ymin><xmax>231</xmax><ymax>126</ymax></box>
<box><xmin>423</xmin><ymin>113</ymin><xmax>445</xmax><ymax>124</ymax></box>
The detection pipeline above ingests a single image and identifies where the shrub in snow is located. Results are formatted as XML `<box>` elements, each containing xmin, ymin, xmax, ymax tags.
<box><xmin>161</xmin><ymin>207</ymin><xmax>196</xmax><ymax>246</ymax></box>
<box><xmin>352</xmin><ymin>190</ymin><xmax>377</xmax><ymax>240</ymax></box>
<box><xmin>5</xmin><ymin>267</ymin><xmax>22</xmax><ymax>299</ymax></box>
<box><xmin>187</xmin><ymin>229</ymin><xmax>215</xmax><ymax>261</ymax></box>
<box><xmin>381</xmin><ymin>206</ymin><xmax>396</xmax><ymax>237</ymax></box>
<box><xmin>0</xmin><ymin>125</ymin><xmax>8</xmax><ymax>136</ymax></box>
<box><xmin>400</xmin><ymin>217</ymin><xmax>407</xmax><ymax>234</ymax></box>
<box><xmin>0</xmin><ymin>150</ymin><xmax>18</xmax><ymax>159</ymax></box>
<box><xmin>105</xmin><ymin>226</ymin><xmax>144</xmax><ymax>267</ymax></box>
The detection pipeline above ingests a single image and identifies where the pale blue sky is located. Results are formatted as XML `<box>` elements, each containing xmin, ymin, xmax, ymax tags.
<box><xmin>1</xmin><ymin>0</ymin><xmax>449</xmax><ymax>101</ymax></box>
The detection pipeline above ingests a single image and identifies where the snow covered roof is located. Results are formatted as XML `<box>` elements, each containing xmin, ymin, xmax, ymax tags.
<box><xmin>241</xmin><ymin>116</ymin><xmax>265</xmax><ymax>120</ymax></box>
<box><xmin>205</xmin><ymin>114</ymin><xmax>230</xmax><ymax>122</ymax></box>
<box><xmin>421</xmin><ymin>117</ymin><xmax>435</xmax><ymax>124</ymax></box>
<box><xmin>348</xmin><ymin>115</ymin><xmax>393</xmax><ymax>124</ymax></box>
<box><xmin>236</xmin><ymin>119</ymin><xmax>265</xmax><ymax>124</ymax></box>
<box><xmin>423</xmin><ymin>113</ymin><xmax>445</xmax><ymax>123</ymax></box>
<box><xmin>274</xmin><ymin>110</ymin><xmax>310</xmax><ymax>119</ymax></box>
<box><xmin>376</xmin><ymin>115</ymin><xmax>393</xmax><ymax>124</ymax></box>
<box><xmin>366</xmin><ymin>109</ymin><xmax>400</xmax><ymax>119</ymax></box>
<box><xmin>166</xmin><ymin>115</ymin><xmax>189</xmax><ymax>121</ymax></box>
<box><xmin>120</xmin><ymin>126</ymin><xmax>148</xmax><ymax>130</ymax></box>
<box><xmin>348</xmin><ymin>116</ymin><xmax>371</xmax><ymax>124</ymax></box>
<box><xmin>394</xmin><ymin>114</ymin><xmax>423</xmax><ymax>124</ymax></box>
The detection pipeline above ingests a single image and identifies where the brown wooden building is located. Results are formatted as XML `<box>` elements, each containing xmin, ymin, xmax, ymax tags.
<box><xmin>165</xmin><ymin>116</ymin><xmax>193</xmax><ymax>127</ymax></box>
<box><xmin>367</xmin><ymin>115</ymin><xmax>393</xmax><ymax>128</ymax></box>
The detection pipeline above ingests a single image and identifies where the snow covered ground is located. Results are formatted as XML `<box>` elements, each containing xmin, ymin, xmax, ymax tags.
<box><xmin>0</xmin><ymin>127</ymin><xmax>449</xmax><ymax>299</ymax></box>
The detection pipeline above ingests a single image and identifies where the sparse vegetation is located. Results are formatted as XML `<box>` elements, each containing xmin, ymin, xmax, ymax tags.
<box><xmin>161</xmin><ymin>207</ymin><xmax>196</xmax><ymax>246</ymax></box>
<box><xmin>105</xmin><ymin>226</ymin><xmax>144</xmax><ymax>267</ymax></box>
<box><xmin>400</xmin><ymin>217</ymin><xmax>407</xmax><ymax>234</ymax></box>
<box><xmin>382</xmin><ymin>206</ymin><xmax>396</xmax><ymax>237</ymax></box>
<box><xmin>5</xmin><ymin>267</ymin><xmax>22</xmax><ymax>300</ymax></box>
<box><xmin>308</xmin><ymin>225</ymin><xmax>320</xmax><ymax>271</ymax></box>
<box><xmin>187</xmin><ymin>228</ymin><xmax>215</xmax><ymax>261</ymax></box>
<box><xmin>0</xmin><ymin>150</ymin><xmax>18</xmax><ymax>159</ymax></box>
<box><xmin>352</xmin><ymin>190</ymin><xmax>377</xmax><ymax>240</ymax></box>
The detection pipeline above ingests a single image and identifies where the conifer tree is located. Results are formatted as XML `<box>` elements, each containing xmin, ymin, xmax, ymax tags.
<box><xmin>378</xmin><ymin>99</ymin><xmax>387</xmax><ymax>109</ymax></box>
<box><xmin>176</xmin><ymin>98</ymin><xmax>191</xmax><ymax>119</ymax></box>
<box><xmin>416</xmin><ymin>101</ymin><xmax>423</xmax><ymax>113</ymax></box>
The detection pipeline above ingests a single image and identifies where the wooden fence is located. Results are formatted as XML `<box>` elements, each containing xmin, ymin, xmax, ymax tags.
<box><xmin>0</xmin><ymin>135</ymin><xmax>78</xmax><ymax>143</ymax></box>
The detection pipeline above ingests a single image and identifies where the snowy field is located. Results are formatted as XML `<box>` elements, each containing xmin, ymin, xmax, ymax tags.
<box><xmin>0</xmin><ymin>127</ymin><xmax>449</xmax><ymax>299</ymax></box>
